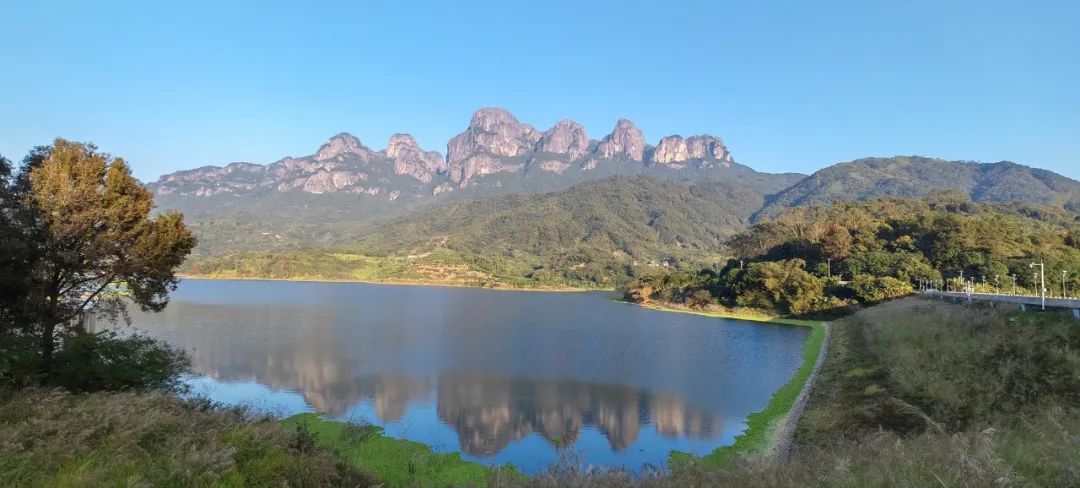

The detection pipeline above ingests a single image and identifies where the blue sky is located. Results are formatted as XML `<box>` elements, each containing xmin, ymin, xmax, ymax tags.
<box><xmin>2</xmin><ymin>0</ymin><xmax>1078</xmax><ymax>181</ymax></box>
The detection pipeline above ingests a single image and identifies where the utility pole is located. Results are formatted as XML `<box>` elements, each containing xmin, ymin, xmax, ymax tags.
<box><xmin>1030</xmin><ymin>261</ymin><xmax>1045</xmax><ymax>310</ymax></box>
<box><xmin>1011</xmin><ymin>274</ymin><xmax>1016</xmax><ymax>295</ymax></box>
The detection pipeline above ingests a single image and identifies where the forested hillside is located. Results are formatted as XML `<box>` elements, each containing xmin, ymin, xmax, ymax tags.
<box><xmin>184</xmin><ymin>175</ymin><xmax>782</xmax><ymax>287</ymax></box>
<box><xmin>174</xmin><ymin>156</ymin><xmax>1080</xmax><ymax>289</ymax></box>
<box><xmin>626</xmin><ymin>192</ymin><xmax>1080</xmax><ymax>315</ymax></box>
<box><xmin>755</xmin><ymin>156</ymin><xmax>1080</xmax><ymax>219</ymax></box>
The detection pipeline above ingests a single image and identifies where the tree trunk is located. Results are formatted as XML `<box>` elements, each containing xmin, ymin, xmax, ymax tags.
<box><xmin>40</xmin><ymin>289</ymin><xmax>60</xmax><ymax>384</ymax></box>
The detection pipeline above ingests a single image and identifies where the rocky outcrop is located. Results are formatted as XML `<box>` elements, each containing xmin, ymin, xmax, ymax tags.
<box><xmin>150</xmin><ymin>107</ymin><xmax>743</xmax><ymax>200</ymax></box>
<box><xmin>445</xmin><ymin>108</ymin><xmax>541</xmax><ymax>186</ymax></box>
<box><xmin>652</xmin><ymin>136</ymin><xmax>691</xmax><ymax>165</ymax></box>
<box><xmin>314</xmin><ymin>133</ymin><xmax>375</xmax><ymax>162</ymax></box>
<box><xmin>596</xmin><ymin>119</ymin><xmax>645</xmax><ymax>161</ymax></box>
<box><xmin>385</xmin><ymin>134</ymin><xmax>444</xmax><ymax>183</ymax></box>
<box><xmin>651</xmin><ymin>135</ymin><xmax>733</xmax><ymax>167</ymax></box>
<box><xmin>536</xmin><ymin>119</ymin><xmax>589</xmax><ymax>160</ymax></box>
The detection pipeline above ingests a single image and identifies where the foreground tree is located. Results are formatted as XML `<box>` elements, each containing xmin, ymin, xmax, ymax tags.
<box><xmin>18</xmin><ymin>139</ymin><xmax>196</xmax><ymax>376</ymax></box>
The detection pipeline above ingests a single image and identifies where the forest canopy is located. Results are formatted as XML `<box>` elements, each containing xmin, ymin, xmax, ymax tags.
<box><xmin>625</xmin><ymin>192</ymin><xmax>1080</xmax><ymax>316</ymax></box>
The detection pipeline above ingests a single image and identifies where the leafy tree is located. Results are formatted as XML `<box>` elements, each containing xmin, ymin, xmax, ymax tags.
<box><xmin>16</xmin><ymin>139</ymin><xmax>196</xmax><ymax>376</ymax></box>
<box><xmin>737</xmin><ymin>259</ymin><xmax>824</xmax><ymax>315</ymax></box>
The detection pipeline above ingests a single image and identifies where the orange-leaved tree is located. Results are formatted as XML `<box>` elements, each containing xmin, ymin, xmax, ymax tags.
<box><xmin>18</xmin><ymin>139</ymin><xmax>196</xmax><ymax>376</ymax></box>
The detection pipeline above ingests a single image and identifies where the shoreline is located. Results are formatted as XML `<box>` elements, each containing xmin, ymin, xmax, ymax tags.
<box><xmin>633</xmin><ymin>300</ymin><xmax>828</xmax><ymax>468</ymax></box>
<box><xmin>177</xmin><ymin>274</ymin><xmax>614</xmax><ymax>293</ymax></box>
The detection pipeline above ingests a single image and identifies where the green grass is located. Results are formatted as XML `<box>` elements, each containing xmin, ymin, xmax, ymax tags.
<box><xmin>281</xmin><ymin>413</ymin><xmax>520</xmax><ymax>488</ymax></box>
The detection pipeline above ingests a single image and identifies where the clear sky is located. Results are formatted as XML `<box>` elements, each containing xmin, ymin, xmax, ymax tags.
<box><xmin>2</xmin><ymin>0</ymin><xmax>1078</xmax><ymax>181</ymax></box>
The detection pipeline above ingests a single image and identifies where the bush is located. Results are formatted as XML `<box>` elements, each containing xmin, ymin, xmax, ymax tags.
<box><xmin>0</xmin><ymin>333</ymin><xmax>41</xmax><ymax>389</ymax></box>
<box><xmin>49</xmin><ymin>331</ymin><xmax>192</xmax><ymax>393</ymax></box>
<box><xmin>849</xmin><ymin>275</ymin><xmax>913</xmax><ymax>303</ymax></box>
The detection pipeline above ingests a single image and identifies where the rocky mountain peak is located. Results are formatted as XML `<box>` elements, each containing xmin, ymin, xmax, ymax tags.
<box><xmin>385</xmin><ymin>133</ymin><xmax>421</xmax><ymax>158</ymax></box>
<box><xmin>385</xmin><ymin>133</ymin><xmax>445</xmax><ymax>183</ymax></box>
<box><xmin>597</xmin><ymin>119</ymin><xmax>645</xmax><ymax>161</ymax></box>
<box><xmin>446</xmin><ymin>107</ymin><xmax>541</xmax><ymax>186</ymax></box>
<box><xmin>537</xmin><ymin>119</ymin><xmax>589</xmax><ymax>160</ymax></box>
<box><xmin>314</xmin><ymin>132</ymin><xmax>375</xmax><ymax>162</ymax></box>
<box><xmin>651</xmin><ymin>134</ymin><xmax>733</xmax><ymax>167</ymax></box>
<box><xmin>469</xmin><ymin>107</ymin><xmax>527</xmax><ymax>133</ymax></box>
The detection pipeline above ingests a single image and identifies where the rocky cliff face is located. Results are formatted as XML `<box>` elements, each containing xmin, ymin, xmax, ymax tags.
<box><xmin>152</xmin><ymin>132</ymin><xmax>443</xmax><ymax>199</ymax></box>
<box><xmin>445</xmin><ymin>108</ymin><xmax>541</xmax><ymax>186</ymax></box>
<box><xmin>385</xmin><ymin>133</ymin><xmax>445</xmax><ymax>183</ymax></box>
<box><xmin>537</xmin><ymin>119</ymin><xmax>589</xmax><ymax>160</ymax></box>
<box><xmin>151</xmin><ymin>107</ymin><xmax>741</xmax><ymax>199</ymax></box>
<box><xmin>651</xmin><ymin>135</ymin><xmax>733</xmax><ymax>167</ymax></box>
<box><xmin>596</xmin><ymin>119</ymin><xmax>646</xmax><ymax>161</ymax></box>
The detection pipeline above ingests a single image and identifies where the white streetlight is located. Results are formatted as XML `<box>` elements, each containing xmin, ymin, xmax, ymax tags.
<box><xmin>1063</xmin><ymin>270</ymin><xmax>1068</xmax><ymax>299</ymax></box>
<box><xmin>1030</xmin><ymin>261</ymin><xmax>1045</xmax><ymax>310</ymax></box>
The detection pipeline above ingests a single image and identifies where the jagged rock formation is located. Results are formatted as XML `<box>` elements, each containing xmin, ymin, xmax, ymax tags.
<box><xmin>150</xmin><ymin>106</ymin><xmax>746</xmax><ymax>200</ymax></box>
<box><xmin>651</xmin><ymin>135</ymin><xmax>733</xmax><ymax>168</ymax></box>
<box><xmin>385</xmin><ymin>133</ymin><xmax>444</xmax><ymax>183</ymax></box>
<box><xmin>536</xmin><ymin>119</ymin><xmax>589</xmax><ymax>160</ymax></box>
<box><xmin>152</xmin><ymin>132</ymin><xmax>445</xmax><ymax>199</ymax></box>
<box><xmin>445</xmin><ymin>108</ymin><xmax>540</xmax><ymax>186</ymax></box>
<box><xmin>314</xmin><ymin>133</ymin><xmax>375</xmax><ymax>162</ymax></box>
<box><xmin>596</xmin><ymin>119</ymin><xmax>646</xmax><ymax>161</ymax></box>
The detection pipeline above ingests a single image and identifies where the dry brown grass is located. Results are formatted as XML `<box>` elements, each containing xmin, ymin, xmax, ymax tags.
<box><xmin>0</xmin><ymin>389</ymin><xmax>375</xmax><ymax>487</ymax></box>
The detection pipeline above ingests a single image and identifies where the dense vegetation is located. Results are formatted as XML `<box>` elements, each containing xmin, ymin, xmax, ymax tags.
<box><xmin>178</xmin><ymin>157</ymin><xmax>1080</xmax><ymax>290</ymax></box>
<box><xmin>185</xmin><ymin>176</ymin><xmax>783</xmax><ymax>288</ymax></box>
<box><xmin>626</xmin><ymin>192</ymin><xmax>1080</xmax><ymax>315</ymax></box>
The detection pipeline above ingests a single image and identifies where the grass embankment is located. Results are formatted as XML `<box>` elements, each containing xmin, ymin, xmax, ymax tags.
<box><xmin>641</xmin><ymin>301</ymin><xmax>826</xmax><ymax>468</ymax></box>
<box><xmin>282</xmin><ymin>414</ymin><xmax>520</xmax><ymax>487</ymax></box>
<box><xmin>786</xmin><ymin>297</ymin><xmax>1080</xmax><ymax>486</ymax></box>
<box><xmin>0</xmin><ymin>390</ymin><xmax>375</xmax><ymax>488</ymax></box>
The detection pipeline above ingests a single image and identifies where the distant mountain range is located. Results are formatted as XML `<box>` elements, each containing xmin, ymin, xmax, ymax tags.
<box><xmin>152</xmin><ymin>107</ymin><xmax>745</xmax><ymax>205</ymax></box>
<box><xmin>148</xmin><ymin>107</ymin><xmax>1080</xmax><ymax>285</ymax></box>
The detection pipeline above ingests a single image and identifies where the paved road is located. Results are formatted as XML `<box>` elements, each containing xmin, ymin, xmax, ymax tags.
<box><xmin>921</xmin><ymin>290</ymin><xmax>1080</xmax><ymax>311</ymax></box>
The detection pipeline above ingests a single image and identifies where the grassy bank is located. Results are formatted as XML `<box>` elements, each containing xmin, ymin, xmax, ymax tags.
<box><xmin>786</xmin><ymin>297</ymin><xmax>1080</xmax><ymax>486</ymax></box>
<box><xmin>283</xmin><ymin>414</ymin><xmax>520</xmax><ymax>487</ymax></box>
<box><xmin>0</xmin><ymin>390</ymin><xmax>375</xmax><ymax>487</ymax></box>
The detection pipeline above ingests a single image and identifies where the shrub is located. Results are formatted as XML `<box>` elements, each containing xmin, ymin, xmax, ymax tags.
<box><xmin>849</xmin><ymin>274</ymin><xmax>913</xmax><ymax>303</ymax></box>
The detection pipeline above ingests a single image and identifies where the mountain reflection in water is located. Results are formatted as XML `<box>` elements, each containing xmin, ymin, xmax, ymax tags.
<box><xmin>120</xmin><ymin>280</ymin><xmax>809</xmax><ymax>472</ymax></box>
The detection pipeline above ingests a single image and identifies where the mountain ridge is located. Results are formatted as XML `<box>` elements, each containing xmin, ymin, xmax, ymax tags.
<box><xmin>150</xmin><ymin>107</ymin><xmax>741</xmax><ymax>201</ymax></box>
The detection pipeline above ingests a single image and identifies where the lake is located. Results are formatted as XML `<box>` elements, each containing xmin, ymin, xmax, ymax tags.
<box><xmin>122</xmin><ymin>279</ymin><xmax>810</xmax><ymax>474</ymax></box>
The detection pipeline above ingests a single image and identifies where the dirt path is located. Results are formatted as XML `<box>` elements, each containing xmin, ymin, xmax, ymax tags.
<box><xmin>766</xmin><ymin>322</ymin><xmax>831</xmax><ymax>459</ymax></box>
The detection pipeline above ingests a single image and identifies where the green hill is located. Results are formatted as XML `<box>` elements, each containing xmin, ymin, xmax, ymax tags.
<box><xmin>755</xmin><ymin>156</ymin><xmax>1080</xmax><ymax>219</ymax></box>
<box><xmin>185</xmin><ymin>175</ymin><xmax>782</xmax><ymax>287</ymax></box>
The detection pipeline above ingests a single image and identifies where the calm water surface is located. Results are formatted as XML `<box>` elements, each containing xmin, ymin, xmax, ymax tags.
<box><xmin>123</xmin><ymin>280</ymin><xmax>809</xmax><ymax>473</ymax></box>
